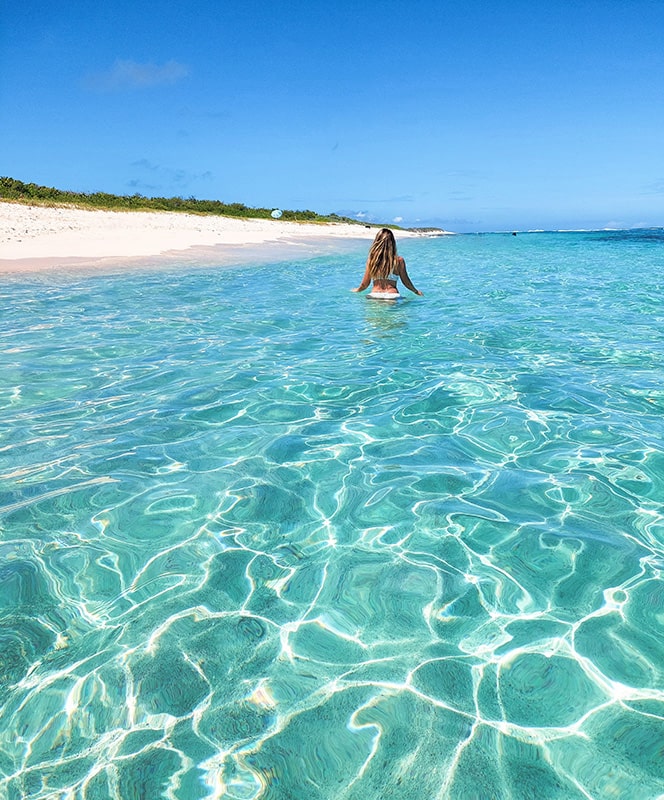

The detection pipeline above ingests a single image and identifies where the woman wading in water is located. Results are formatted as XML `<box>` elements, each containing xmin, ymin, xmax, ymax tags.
<box><xmin>352</xmin><ymin>228</ymin><xmax>423</xmax><ymax>299</ymax></box>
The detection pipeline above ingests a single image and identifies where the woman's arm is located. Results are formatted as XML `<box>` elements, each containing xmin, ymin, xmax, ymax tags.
<box><xmin>351</xmin><ymin>264</ymin><xmax>371</xmax><ymax>292</ymax></box>
<box><xmin>397</xmin><ymin>257</ymin><xmax>423</xmax><ymax>296</ymax></box>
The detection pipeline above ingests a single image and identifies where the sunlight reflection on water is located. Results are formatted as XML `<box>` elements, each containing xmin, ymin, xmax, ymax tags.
<box><xmin>1</xmin><ymin>231</ymin><xmax>664</xmax><ymax>799</ymax></box>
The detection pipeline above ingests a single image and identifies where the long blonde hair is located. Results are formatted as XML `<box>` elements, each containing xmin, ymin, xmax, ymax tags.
<box><xmin>366</xmin><ymin>228</ymin><xmax>399</xmax><ymax>280</ymax></box>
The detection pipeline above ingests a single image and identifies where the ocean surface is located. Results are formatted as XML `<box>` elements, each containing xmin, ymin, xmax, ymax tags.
<box><xmin>1</xmin><ymin>229</ymin><xmax>664</xmax><ymax>800</ymax></box>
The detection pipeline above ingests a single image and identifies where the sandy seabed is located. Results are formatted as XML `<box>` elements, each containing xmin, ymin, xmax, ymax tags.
<box><xmin>0</xmin><ymin>202</ymin><xmax>426</xmax><ymax>274</ymax></box>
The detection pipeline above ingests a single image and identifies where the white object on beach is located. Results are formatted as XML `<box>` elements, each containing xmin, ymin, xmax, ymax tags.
<box><xmin>271</xmin><ymin>209</ymin><xmax>283</xmax><ymax>219</ymax></box>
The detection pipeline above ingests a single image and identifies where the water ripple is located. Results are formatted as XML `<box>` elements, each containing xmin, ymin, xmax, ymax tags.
<box><xmin>2</xmin><ymin>235</ymin><xmax>664</xmax><ymax>798</ymax></box>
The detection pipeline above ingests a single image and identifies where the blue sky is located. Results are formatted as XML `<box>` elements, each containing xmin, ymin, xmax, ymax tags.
<box><xmin>1</xmin><ymin>0</ymin><xmax>663</xmax><ymax>232</ymax></box>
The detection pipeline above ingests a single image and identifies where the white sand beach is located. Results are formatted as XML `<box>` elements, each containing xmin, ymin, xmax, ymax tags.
<box><xmin>0</xmin><ymin>202</ymin><xmax>430</xmax><ymax>273</ymax></box>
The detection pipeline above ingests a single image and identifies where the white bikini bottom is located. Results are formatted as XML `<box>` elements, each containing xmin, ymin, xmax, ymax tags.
<box><xmin>368</xmin><ymin>291</ymin><xmax>401</xmax><ymax>300</ymax></box>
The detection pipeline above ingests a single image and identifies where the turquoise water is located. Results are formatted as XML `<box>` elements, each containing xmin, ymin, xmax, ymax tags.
<box><xmin>1</xmin><ymin>230</ymin><xmax>664</xmax><ymax>800</ymax></box>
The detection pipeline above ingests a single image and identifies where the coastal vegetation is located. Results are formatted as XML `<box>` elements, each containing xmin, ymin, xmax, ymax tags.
<box><xmin>0</xmin><ymin>177</ymin><xmax>369</xmax><ymax>225</ymax></box>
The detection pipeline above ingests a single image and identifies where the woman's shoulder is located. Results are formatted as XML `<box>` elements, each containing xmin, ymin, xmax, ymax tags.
<box><xmin>397</xmin><ymin>255</ymin><xmax>406</xmax><ymax>267</ymax></box>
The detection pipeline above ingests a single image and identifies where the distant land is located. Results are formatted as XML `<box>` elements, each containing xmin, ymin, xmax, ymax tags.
<box><xmin>1</xmin><ymin>177</ymin><xmax>440</xmax><ymax>231</ymax></box>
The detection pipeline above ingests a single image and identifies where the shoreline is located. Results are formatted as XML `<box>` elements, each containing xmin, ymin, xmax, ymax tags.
<box><xmin>0</xmin><ymin>201</ymin><xmax>438</xmax><ymax>274</ymax></box>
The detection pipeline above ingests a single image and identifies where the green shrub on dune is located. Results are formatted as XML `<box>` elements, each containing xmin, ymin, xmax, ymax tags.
<box><xmin>0</xmin><ymin>177</ymin><xmax>365</xmax><ymax>225</ymax></box>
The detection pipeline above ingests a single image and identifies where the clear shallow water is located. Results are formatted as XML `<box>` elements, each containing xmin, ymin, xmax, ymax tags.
<box><xmin>1</xmin><ymin>230</ymin><xmax>664</xmax><ymax>800</ymax></box>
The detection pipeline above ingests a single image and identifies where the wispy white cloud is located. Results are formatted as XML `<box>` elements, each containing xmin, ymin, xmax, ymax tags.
<box><xmin>128</xmin><ymin>159</ymin><xmax>212</xmax><ymax>194</ymax></box>
<box><xmin>641</xmin><ymin>180</ymin><xmax>664</xmax><ymax>195</ymax></box>
<box><xmin>340</xmin><ymin>195</ymin><xmax>415</xmax><ymax>205</ymax></box>
<box><xmin>445</xmin><ymin>169</ymin><xmax>489</xmax><ymax>180</ymax></box>
<box><xmin>86</xmin><ymin>59</ymin><xmax>190</xmax><ymax>91</ymax></box>
<box><xmin>448</xmin><ymin>190</ymin><xmax>474</xmax><ymax>201</ymax></box>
